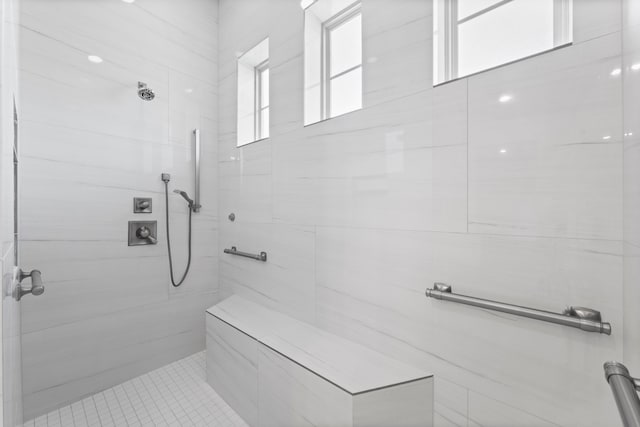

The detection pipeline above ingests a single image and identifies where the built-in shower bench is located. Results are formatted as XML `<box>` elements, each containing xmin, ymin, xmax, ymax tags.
<box><xmin>206</xmin><ymin>295</ymin><xmax>434</xmax><ymax>427</ymax></box>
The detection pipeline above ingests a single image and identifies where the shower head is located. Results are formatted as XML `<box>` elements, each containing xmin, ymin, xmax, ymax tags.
<box><xmin>138</xmin><ymin>82</ymin><xmax>155</xmax><ymax>101</ymax></box>
<box><xmin>173</xmin><ymin>189</ymin><xmax>194</xmax><ymax>206</ymax></box>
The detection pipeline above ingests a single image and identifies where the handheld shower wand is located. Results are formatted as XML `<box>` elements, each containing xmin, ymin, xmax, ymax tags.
<box><xmin>162</xmin><ymin>174</ymin><xmax>194</xmax><ymax>287</ymax></box>
<box><xmin>173</xmin><ymin>189</ymin><xmax>194</xmax><ymax>208</ymax></box>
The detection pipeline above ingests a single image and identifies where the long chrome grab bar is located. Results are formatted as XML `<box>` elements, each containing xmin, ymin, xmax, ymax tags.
<box><xmin>223</xmin><ymin>246</ymin><xmax>267</xmax><ymax>262</ymax></box>
<box><xmin>604</xmin><ymin>362</ymin><xmax>640</xmax><ymax>427</ymax></box>
<box><xmin>425</xmin><ymin>283</ymin><xmax>611</xmax><ymax>335</ymax></box>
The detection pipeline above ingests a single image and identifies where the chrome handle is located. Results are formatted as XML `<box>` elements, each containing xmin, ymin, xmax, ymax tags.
<box><xmin>426</xmin><ymin>283</ymin><xmax>611</xmax><ymax>335</ymax></box>
<box><xmin>136</xmin><ymin>226</ymin><xmax>157</xmax><ymax>244</ymax></box>
<box><xmin>14</xmin><ymin>268</ymin><xmax>45</xmax><ymax>301</ymax></box>
<box><xmin>223</xmin><ymin>246</ymin><xmax>267</xmax><ymax>262</ymax></box>
<box><xmin>604</xmin><ymin>362</ymin><xmax>640</xmax><ymax>427</ymax></box>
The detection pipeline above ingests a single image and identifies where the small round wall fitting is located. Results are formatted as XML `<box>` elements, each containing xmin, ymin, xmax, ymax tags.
<box><xmin>228</xmin><ymin>213</ymin><xmax>236</xmax><ymax>222</ymax></box>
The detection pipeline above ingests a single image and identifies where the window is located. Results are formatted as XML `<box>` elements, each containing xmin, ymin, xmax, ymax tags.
<box><xmin>433</xmin><ymin>0</ymin><xmax>572</xmax><ymax>85</ymax></box>
<box><xmin>255</xmin><ymin>60</ymin><xmax>269</xmax><ymax>140</ymax></box>
<box><xmin>237</xmin><ymin>38</ymin><xmax>269</xmax><ymax>146</ymax></box>
<box><xmin>304</xmin><ymin>0</ymin><xmax>362</xmax><ymax>125</ymax></box>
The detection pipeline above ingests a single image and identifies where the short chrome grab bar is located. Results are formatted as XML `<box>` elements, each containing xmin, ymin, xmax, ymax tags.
<box><xmin>425</xmin><ymin>283</ymin><xmax>611</xmax><ymax>335</ymax></box>
<box><xmin>14</xmin><ymin>268</ymin><xmax>45</xmax><ymax>301</ymax></box>
<box><xmin>604</xmin><ymin>362</ymin><xmax>640</xmax><ymax>427</ymax></box>
<box><xmin>223</xmin><ymin>246</ymin><xmax>267</xmax><ymax>262</ymax></box>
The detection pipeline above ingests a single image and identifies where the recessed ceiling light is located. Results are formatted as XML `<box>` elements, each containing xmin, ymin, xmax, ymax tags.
<box><xmin>122</xmin><ymin>0</ymin><xmax>135</xmax><ymax>3</ymax></box>
<box><xmin>499</xmin><ymin>94</ymin><xmax>512</xmax><ymax>103</ymax></box>
<box><xmin>632</xmin><ymin>63</ymin><xmax>640</xmax><ymax>71</ymax></box>
<box><xmin>610</xmin><ymin>68</ymin><xmax>622</xmax><ymax>76</ymax></box>
<box><xmin>499</xmin><ymin>149</ymin><xmax>507</xmax><ymax>154</ymax></box>
<box><xmin>602</xmin><ymin>135</ymin><xmax>611</xmax><ymax>140</ymax></box>
<box><xmin>87</xmin><ymin>55</ymin><xmax>103</xmax><ymax>64</ymax></box>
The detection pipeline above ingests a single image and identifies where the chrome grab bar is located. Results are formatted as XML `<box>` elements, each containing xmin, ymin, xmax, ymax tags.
<box><xmin>14</xmin><ymin>268</ymin><xmax>45</xmax><ymax>301</ymax></box>
<box><xmin>604</xmin><ymin>362</ymin><xmax>640</xmax><ymax>427</ymax></box>
<box><xmin>425</xmin><ymin>283</ymin><xmax>611</xmax><ymax>335</ymax></box>
<box><xmin>223</xmin><ymin>246</ymin><xmax>267</xmax><ymax>262</ymax></box>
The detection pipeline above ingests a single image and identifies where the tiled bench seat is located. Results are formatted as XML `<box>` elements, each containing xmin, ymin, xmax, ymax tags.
<box><xmin>206</xmin><ymin>296</ymin><xmax>434</xmax><ymax>427</ymax></box>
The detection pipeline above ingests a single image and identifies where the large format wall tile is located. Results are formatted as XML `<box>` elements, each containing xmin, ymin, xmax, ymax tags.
<box><xmin>19</xmin><ymin>0</ymin><xmax>218</xmax><ymax>419</ymax></box>
<box><xmin>314</xmin><ymin>226</ymin><xmax>622</xmax><ymax>426</ymax></box>
<box><xmin>22</xmin><ymin>292</ymin><xmax>216</xmax><ymax>418</ymax></box>
<box><xmin>272</xmin><ymin>90</ymin><xmax>468</xmax><ymax>232</ymax></box>
<box><xmin>623</xmin><ymin>0</ymin><xmax>640</xmax><ymax>374</ymax></box>
<box><xmin>219</xmin><ymin>223</ymin><xmax>315</xmax><ymax>323</ymax></box>
<box><xmin>468</xmin><ymin>34</ymin><xmax>623</xmax><ymax>240</ymax></box>
<box><xmin>218</xmin><ymin>0</ymin><xmax>629</xmax><ymax>425</ymax></box>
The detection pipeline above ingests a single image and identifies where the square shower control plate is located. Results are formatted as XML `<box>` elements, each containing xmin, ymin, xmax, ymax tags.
<box><xmin>133</xmin><ymin>197</ymin><xmax>152</xmax><ymax>213</ymax></box>
<box><xmin>128</xmin><ymin>221</ymin><xmax>157</xmax><ymax>246</ymax></box>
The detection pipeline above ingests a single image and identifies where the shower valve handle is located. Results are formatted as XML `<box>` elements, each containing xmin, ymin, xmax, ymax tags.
<box><xmin>136</xmin><ymin>226</ymin><xmax>157</xmax><ymax>244</ymax></box>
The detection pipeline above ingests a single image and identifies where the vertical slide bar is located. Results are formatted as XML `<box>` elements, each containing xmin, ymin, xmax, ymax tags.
<box><xmin>193</xmin><ymin>129</ymin><xmax>201</xmax><ymax>212</ymax></box>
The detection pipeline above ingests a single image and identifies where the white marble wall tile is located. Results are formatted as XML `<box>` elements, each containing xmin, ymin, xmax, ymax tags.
<box><xmin>434</xmin><ymin>378</ymin><xmax>467</xmax><ymax>427</ymax></box>
<box><xmin>206</xmin><ymin>314</ymin><xmax>259</xmax><ymax>426</ymax></box>
<box><xmin>573</xmin><ymin>0</ymin><xmax>622</xmax><ymax>44</ymax></box>
<box><xmin>261</xmin><ymin>322</ymin><xmax>431</xmax><ymax>394</ymax></box>
<box><xmin>362</xmin><ymin>0</ymin><xmax>432</xmax><ymax>108</ymax></box>
<box><xmin>352</xmin><ymin>378</ymin><xmax>434</xmax><ymax>427</ymax></box>
<box><xmin>467</xmin><ymin>391</ymin><xmax>557</xmax><ymax>427</ymax></box>
<box><xmin>19</xmin><ymin>0</ymin><xmax>218</xmax><ymax>419</ymax></box>
<box><xmin>22</xmin><ymin>292</ymin><xmax>216</xmax><ymax>420</ymax></box>
<box><xmin>314</xmin><ymin>225</ymin><xmax>622</xmax><ymax>426</ymax></box>
<box><xmin>272</xmin><ymin>91</ymin><xmax>467</xmax><ymax>231</ymax></box>
<box><xmin>623</xmin><ymin>0</ymin><xmax>640</xmax><ymax>374</ymax></box>
<box><xmin>214</xmin><ymin>1</ymin><xmax>628</xmax><ymax>426</ymax></box>
<box><xmin>218</xmin><ymin>172</ymin><xmax>273</xmax><ymax>225</ymax></box>
<box><xmin>468</xmin><ymin>33</ymin><xmax>623</xmax><ymax>240</ymax></box>
<box><xmin>219</xmin><ymin>223</ymin><xmax>315</xmax><ymax>323</ymax></box>
<box><xmin>257</xmin><ymin>344</ymin><xmax>353</xmax><ymax>427</ymax></box>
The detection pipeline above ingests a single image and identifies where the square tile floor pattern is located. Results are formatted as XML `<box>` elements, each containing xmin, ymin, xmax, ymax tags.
<box><xmin>24</xmin><ymin>352</ymin><xmax>249</xmax><ymax>427</ymax></box>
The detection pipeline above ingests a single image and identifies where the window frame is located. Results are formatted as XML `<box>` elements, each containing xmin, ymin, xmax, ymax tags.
<box><xmin>436</xmin><ymin>0</ymin><xmax>572</xmax><ymax>84</ymax></box>
<box><xmin>254</xmin><ymin>59</ymin><xmax>269</xmax><ymax>141</ymax></box>
<box><xmin>321</xmin><ymin>2</ymin><xmax>362</xmax><ymax>120</ymax></box>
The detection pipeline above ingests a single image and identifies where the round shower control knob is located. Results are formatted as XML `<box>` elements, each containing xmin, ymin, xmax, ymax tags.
<box><xmin>138</xmin><ymin>200</ymin><xmax>150</xmax><ymax>209</ymax></box>
<box><xmin>136</xmin><ymin>226</ymin><xmax>151</xmax><ymax>239</ymax></box>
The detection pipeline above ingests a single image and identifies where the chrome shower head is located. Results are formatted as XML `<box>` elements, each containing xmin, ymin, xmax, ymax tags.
<box><xmin>173</xmin><ymin>189</ymin><xmax>194</xmax><ymax>206</ymax></box>
<box><xmin>138</xmin><ymin>82</ymin><xmax>155</xmax><ymax>101</ymax></box>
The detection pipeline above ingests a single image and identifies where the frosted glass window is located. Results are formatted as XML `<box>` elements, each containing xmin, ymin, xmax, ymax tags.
<box><xmin>330</xmin><ymin>67</ymin><xmax>362</xmax><ymax>117</ymax></box>
<box><xmin>304</xmin><ymin>0</ymin><xmax>362</xmax><ymax>125</ymax></box>
<box><xmin>329</xmin><ymin>14</ymin><xmax>362</xmax><ymax>77</ymax></box>
<box><xmin>459</xmin><ymin>1</ymin><xmax>554</xmax><ymax>77</ymax></box>
<box><xmin>260</xmin><ymin>107</ymin><xmax>269</xmax><ymax>139</ymax></box>
<box><xmin>433</xmin><ymin>0</ymin><xmax>572</xmax><ymax>85</ymax></box>
<box><xmin>457</xmin><ymin>0</ymin><xmax>503</xmax><ymax>20</ymax></box>
<box><xmin>237</xmin><ymin>38</ymin><xmax>269</xmax><ymax>146</ymax></box>
<box><xmin>260</xmin><ymin>68</ymin><xmax>269</xmax><ymax>108</ymax></box>
<box><xmin>256</xmin><ymin>63</ymin><xmax>269</xmax><ymax>140</ymax></box>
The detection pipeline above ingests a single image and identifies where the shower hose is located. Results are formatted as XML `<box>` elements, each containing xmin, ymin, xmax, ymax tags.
<box><xmin>164</xmin><ymin>181</ymin><xmax>192</xmax><ymax>287</ymax></box>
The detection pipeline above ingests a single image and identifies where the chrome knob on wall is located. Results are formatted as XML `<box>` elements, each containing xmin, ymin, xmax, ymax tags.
<box><xmin>136</xmin><ymin>226</ymin><xmax>157</xmax><ymax>244</ymax></box>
